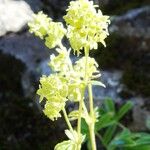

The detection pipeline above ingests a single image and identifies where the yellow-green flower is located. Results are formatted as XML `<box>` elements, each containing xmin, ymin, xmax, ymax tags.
<box><xmin>74</xmin><ymin>56</ymin><xmax>100</xmax><ymax>80</ymax></box>
<box><xmin>45</xmin><ymin>22</ymin><xmax>66</xmax><ymax>49</ymax></box>
<box><xmin>48</xmin><ymin>47</ymin><xmax>71</xmax><ymax>73</ymax></box>
<box><xmin>37</xmin><ymin>75</ymin><xmax>68</xmax><ymax>121</ymax></box>
<box><xmin>28</xmin><ymin>11</ymin><xmax>66</xmax><ymax>49</ymax></box>
<box><xmin>64</xmin><ymin>0</ymin><xmax>110</xmax><ymax>55</ymax></box>
<box><xmin>28</xmin><ymin>11</ymin><xmax>51</xmax><ymax>39</ymax></box>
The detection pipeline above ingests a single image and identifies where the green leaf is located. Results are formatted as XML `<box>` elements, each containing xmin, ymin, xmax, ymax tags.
<box><xmin>127</xmin><ymin>145</ymin><xmax>150</xmax><ymax>150</ymax></box>
<box><xmin>108</xmin><ymin>129</ymin><xmax>133</xmax><ymax>149</ymax></box>
<box><xmin>108</xmin><ymin>129</ymin><xmax>150</xmax><ymax>150</ymax></box>
<box><xmin>81</xmin><ymin>118</ymin><xmax>89</xmax><ymax>136</ymax></box>
<box><xmin>103</xmin><ymin>125</ymin><xmax>117</xmax><ymax>145</ymax></box>
<box><xmin>103</xmin><ymin>98</ymin><xmax>115</xmax><ymax>113</ymax></box>
<box><xmin>95</xmin><ymin>112</ymin><xmax>116</xmax><ymax>131</ymax></box>
<box><xmin>132</xmin><ymin>133</ymin><xmax>150</xmax><ymax>146</ymax></box>
<box><xmin>116</xmin><ymin>101</ymin><xmax>133</xmax><ymax>121</ymax></box>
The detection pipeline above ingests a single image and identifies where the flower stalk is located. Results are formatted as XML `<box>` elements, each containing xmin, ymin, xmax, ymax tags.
<box><xmin>88</xmin><ymin>83</ymin><xmax>97</xmax><ymax>150</ymax></box>
<box><xmin>28</xmin><ymin>0</ymin><xmax>110</xmax><ymax>149</ymax></box>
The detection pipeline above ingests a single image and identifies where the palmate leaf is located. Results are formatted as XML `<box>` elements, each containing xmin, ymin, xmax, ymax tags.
<box><xmin>115</xmin><ymin>101</ymin><xmax>133</xmax><ymax>121</ymax></box>
<box><xmin>95</xmin><ymin>112</ymin><xmax>116</xmax><ymax>131</ymax></box>
<box><xmin>126</xmin><ymin>145</ymin><xmax>150</xmax><ymax>150</ymax></box>
<box><xmin>103</xmin><ymin>98</ymin><xmax>115</xmax><ymax>113</ymax></box>
<box><xmin>108</xmin><ymin>129</ymin><xmax>150</xmax><ymax>150</ymax></box>
<box><xmin>103</xmin><ymin>125</ymin><xmax>117</xmax><ymax>145</ymax></box>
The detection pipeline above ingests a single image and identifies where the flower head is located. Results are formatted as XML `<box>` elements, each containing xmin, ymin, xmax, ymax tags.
<box><xmin>28</xmin><ymin>11</ymin><xmax>66</xmax><ymax>49</ymax></box>
<box><xmin>37</xmin><ymin>75</ymin><xmax>68</xmax><ymax>121</ymax></box>
<box><xmin>64</xmin><ymin>0</ymin><xmax>110</xmax><ymax>55</ymax></box>
<box><xmin>28</xmin><ymin>11</ymin><xmax>51</xmax><ymax>39</ymax></box>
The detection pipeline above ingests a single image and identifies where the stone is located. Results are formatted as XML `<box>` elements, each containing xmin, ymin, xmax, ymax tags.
<box><xmin>129</xmin><ymin>97</ymin><xmax>150</xmax><ymax>131</ymax></box>
<box><xmin>0</xmin><ymin>32</ymin><xmax>50</xmax><ymax>71</ymax></box>
<box><xmin>24</xmin><ymin>0</ymin><xmax>43</xmax><ymax>11</ymax></box>
<box><xmin>0</xmin><ymin>32</ymin><xmax>50</xmax><ymax>97</ymax></box>
<box><xmin>0</xmin><ymin>0</ymin><xmax>33</xmax><ymax>36</ymax></box>
<box><xmin>110</xmin><ymin>6</ymin><xmax>150</xmax><ymax>38</ymax></box>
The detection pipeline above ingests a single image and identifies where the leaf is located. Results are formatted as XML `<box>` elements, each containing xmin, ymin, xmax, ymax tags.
<box><xmin>103</xmin><ymin>125</ymin><xmax>117</xmax><ymax>145</ymax></box>
<box><xmin>108</xmin><ymin>129</ymin><xmax>150</xmax><ymax>150</ymax></box>
<box><xmin>81</xmin><ymin>118</ymin><xmax>89</xmax><ymax>135</ymax></box>
<box><xmin>90</xmin><ymin>80</ymin><xmax>106</xmax><ymax>88</ymax></box>
<box><xmin>108</xmin><ymin>129</ymin><xmax>134</xmax><ymax>149</ymax></box>
<box><xmin>103</xmin><ymin>98</ymin><xmax>115</xmax><ymax>113</ymax></box>
<box><xmin>132</xmin><ymin>133</ymin><xmax>150</xmax><ymax>146</ymax></box>
<box><xmin>127</xmin><ymin>145</ymin><xmax>150</xmax><ymax>150</ymax></box>
<box><xmin>116</xmin><ymin>101</ymin><xmax>133</xmax><ymax>121</ymax></box>
<box><xmin>95</xmin><ymin>112</ymin><xmax>116</xmax><ymax>131</ymax></box>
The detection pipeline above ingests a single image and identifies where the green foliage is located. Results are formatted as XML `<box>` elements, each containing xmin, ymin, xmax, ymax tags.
<box><xmin>81</xmin><ymin>99</ymin><xmax>150</xmax><ymax>150</ymax></box>
<box><xmin>109</xmin><ymin>130</ymin><xmax>150</xmax><ymax>150</ymax></box>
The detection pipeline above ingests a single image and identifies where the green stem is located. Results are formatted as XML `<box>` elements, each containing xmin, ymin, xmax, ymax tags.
<box><xmin>88</xmin><ymin>83</ymin><xmax>97</xmax><ymax>150</ymax></box>
<box><xmin>77</xmin><ymin>47</ymin><xmax>89</xmax><ymax>150</ymax></box>
<box><xmin>77</xmin><ymin>93</ymin><xmax>84</xmax><ymax>150</ymax></box>
<box><xmin>62</xmin><ymin>108</ymin><xmax>74</xmax><ymax>133</ymax></box>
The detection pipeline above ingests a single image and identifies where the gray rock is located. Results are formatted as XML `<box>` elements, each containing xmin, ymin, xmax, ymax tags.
<box><xmin>110</xmin><ymin>6</ymin><xmax>150</xmax><ymax>38</ymax></box>
<box><xmin>0</xmin><ymin>0</ymin><xmax>33</xmax><ymax>36</ymax></box>
<box><xmin>129</xmin><ymin>97</ymin><xmax>150</xmax><ymax>131</ymax></box>
<box><xmin>0</xmin><ymin>32</ymin><xmax>49</xmax><ymax>71</ymax></box>
<box><xmin>0</xmin><ymin>32</ymin><xmax>50</xmax><ymax>96</ymax></box>
<box><xmin>24</xmin><ymin>0</ymin><xmax>43</xmax><ymax>12</ymax></box>
<box><xmin>92</xmin><ymin>70</ymin><xmax>123</xmax><ymax>103</ymax></box>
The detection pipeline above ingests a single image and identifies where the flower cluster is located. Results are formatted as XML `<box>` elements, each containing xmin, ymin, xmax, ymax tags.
<box><xmin>28</xmin><ymin>11</ymin><xmax>66</xmax><ymax>49</ymax></box>
<box><xmin>49</xmin><ymin>47</ymin><xmax>85</xmax><ymax>102</ymax></box>
<box><xmin>64</xmin><ymin>0</ymin><xmax>110</xmax><ymax>54</ymax></box>
<box><xmin>74</xmin><ymin>56</ymin><xmax>100</xmax><ymax>80</ymax></box>
<box><xmin>49</xmin><ymin>47</ymin><xmax>71</xmax><ymax>74</ymax></box>
<box><xmin>37</xmin><ymin>74</ymin><xmax>68</xmax><ymax>120</ymax></box>
<box><xmin>28</xmin><ymin>11</ymin><xmax>51</xmax><ymax>39</ymax></box>
<box><xmin>37</xmin><ymin>44</ymin><xmax>104</xmax><ymax>120</ymax></box>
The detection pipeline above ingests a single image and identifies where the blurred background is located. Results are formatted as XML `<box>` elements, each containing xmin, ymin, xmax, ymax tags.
<box><xmin>0</xmin><ymin>0</ymin><xmax>150</xmax><ymax>149</ymax></box>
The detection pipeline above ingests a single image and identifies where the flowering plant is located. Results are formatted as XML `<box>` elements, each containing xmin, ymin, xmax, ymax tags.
<box><xmin>29</xmin><ymin>0</ymin><xmax>110</xmax><ymax>149</ymax></box>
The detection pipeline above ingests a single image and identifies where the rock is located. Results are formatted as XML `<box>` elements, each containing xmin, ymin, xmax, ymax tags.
<box><xmin>92</xmin><ymin>70</ymin><xmax>123</xmax><ymax>103</ymax></box>
<box><xmin>0</xmin><ymin>32</ymin><xmax>51</xmax><ymax>97</ymax></box>
<box><xmin>129</xmin><ymin>97</ymin><xmax>150</xmax><ymax>131</ymax></box>
<box><xmin>0</xmin><ymin>32</ymin><xmax>49</xmax><ymax>71</ymax></box>
<box><xmin>41</xmin><ymin>0</ymin><xmax>70</xmax><ymax>20</ymax></box>
<box><xmin>99</xmin><ymin>0</ymin><xmax>150</xmax><ymax>15</ymax></box>
<box><xmin>110</xmin><ymin>6</ymin><xmax>150</xmax><ymax>38</ymax></box>
<box><xmin>0</xmin><ymin>51</ymin><xmax>25</xmax><ymax>96</ymax></box>
<box><xmin>24</xmin><ymin>0</ymin><xmax>43</xmax><ymax>12</ymax></box>
<box><xmin>0</xmin><ymin>0</ymin><xmax>33</xmax><ymax>36</ymax></box>
<box><xmin>93</xmin><ymin>6</ymin><xmax>150</xmax><ymax>98</ymax></box>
